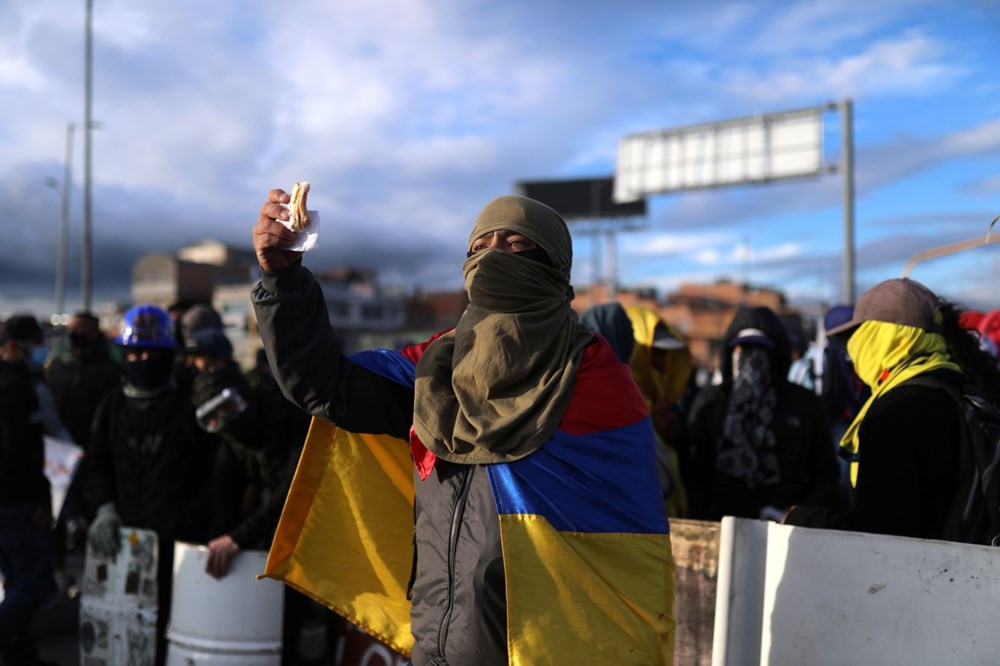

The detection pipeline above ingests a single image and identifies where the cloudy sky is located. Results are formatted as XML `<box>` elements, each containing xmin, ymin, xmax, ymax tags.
<box><xmin>2</xmin><ymin>0</ymin><xmax>999</xmax><ymax>320</ymax></box>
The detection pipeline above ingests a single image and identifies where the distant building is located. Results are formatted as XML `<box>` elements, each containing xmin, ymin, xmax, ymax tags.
<box><xmin>313</xmin><ymin>267</ymin><xmax>407</xmax><ymax>353</ymax></box>
<box><xmin>131</xmin><ymin>240</ymin><xmax>258</xmax><ymax>310</ymax></box>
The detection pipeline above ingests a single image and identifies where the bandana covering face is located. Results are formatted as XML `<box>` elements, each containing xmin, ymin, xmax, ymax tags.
<box><xmin>840</xmin><ymin>319</ymin><xmax>960</xmax><ymax>486</ymax></box>
<box><xmin>412</xmin><ymin>196</ymin><xmax>594</xmax><ymax>464</ymax></box>
<box><xmin>715</xmin><ymin>345</ymin><xmax>781</xmax><ymax>488</ymax></box>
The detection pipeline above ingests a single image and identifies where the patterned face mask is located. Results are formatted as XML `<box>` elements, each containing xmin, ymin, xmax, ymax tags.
<box><xmin>716</xmin><ymin>345</ymin><xmax>781</xmax><ymax>489</ymax></box>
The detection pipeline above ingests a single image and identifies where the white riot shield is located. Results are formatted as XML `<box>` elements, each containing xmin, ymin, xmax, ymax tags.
<box><xmin>79</xmin><ymin>527</ymin><xmax>159</xmax><ymax>665</ymax></box>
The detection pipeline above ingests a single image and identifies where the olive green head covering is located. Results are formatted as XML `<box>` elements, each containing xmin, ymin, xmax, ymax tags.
<box><xmin>467</xmin><ymin>194</ymin><xmax>573</xmax><ymax>276</ymax></box>
<box><xmin>413</xmin><ymin>195</ymin><xmax>593</xmax><ymax>464</ymax></box>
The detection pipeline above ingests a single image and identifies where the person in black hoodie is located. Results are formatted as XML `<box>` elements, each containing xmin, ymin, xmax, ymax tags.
<box><xmin>684</xmin><ymin>306</ymin><xmax>838</xmax><ymax>521</ymax></box>
<box><xmin>0</xmin><ymin>315</ymin><xmax>56</xmax><ymax>666</ymax></box>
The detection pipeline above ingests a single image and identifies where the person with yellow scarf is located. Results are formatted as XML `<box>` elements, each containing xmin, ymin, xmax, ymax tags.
<box><xmin>786</xmin><ymin>278</ymin><xmax>972</xmax><ymax>539</ymax></box>
<box><xmin>624</xmin><ymin>306</ymin><xmax>693</xmax><ymax>518</ymax></box>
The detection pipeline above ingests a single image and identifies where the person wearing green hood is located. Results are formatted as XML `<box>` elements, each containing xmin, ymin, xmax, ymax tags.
<box><xmin>252</xmin><ymin>192</ymin><xmax>676</xmax><ymax>665</ymax></box>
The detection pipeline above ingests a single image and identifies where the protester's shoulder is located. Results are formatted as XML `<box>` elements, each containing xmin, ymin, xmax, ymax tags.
<box><xmin>868</xmin><ymin>371</ymin><xmax>965</xmax><ymax>421</ymax></box>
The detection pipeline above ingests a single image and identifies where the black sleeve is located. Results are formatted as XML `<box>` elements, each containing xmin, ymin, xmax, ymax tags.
<box><xmin>228</xmin><ymin>472</ymin><xmax>290</xmax><ymax>549</ymax></box>
<box><xmin>841</xmin><ymin>387</ymin><xmax>962</xmax><ymax>539</ymax></box>
<box><xmin>228</xmin><ymin>444</ymin><xmax>300</xmax><ymax>548</ymax></box>
<box><xmin>252</xmin><ymin>262</ymin><xmax>414</xmax><ymax>440</ymax></box>
<box><xmin>82</xmin><ymin>391</ymin><xmax>117</xmax><ymax>515</ymax></box>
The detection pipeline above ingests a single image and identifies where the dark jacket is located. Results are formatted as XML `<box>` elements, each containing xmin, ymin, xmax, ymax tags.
<box><xmin>839</xmin><ymin>369</ymin><xmax>964</xmax><ymax>539</ymax></box>
<box><xmin>210</xmin><ymin>400</ymin><xmax>306</xmax><ymax>549</ymax></box>
<box><xmin>84</xmin><ymin>386</ymin><xmax>215</xmax><ymax>544</ymax></box>
<box><xmin>253</xmin><ymin>262</ymin><xmax>506</xmax><ymax>665</ymax></box>
<box><xmin>0</xmin><ymin>360</ymin><xmax>49</xmax><ymax>505</ymax></box>
<box><xmin>684</xmin><ymin>306</ymin><xmax>838</xmax><ymax>520</ymax></box>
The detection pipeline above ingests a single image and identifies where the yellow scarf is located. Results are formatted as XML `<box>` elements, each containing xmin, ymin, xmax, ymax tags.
<box><xmin>840</xmin><ymin>319</ymin><xmax>960</xmax><ymax>487</ymax></box>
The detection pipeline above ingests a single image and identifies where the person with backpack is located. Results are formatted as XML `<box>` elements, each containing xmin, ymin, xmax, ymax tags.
<box><xmin>785</xmin><ymin>278</ymin><xmax>1000</xmax><ymax>541</ymax></box>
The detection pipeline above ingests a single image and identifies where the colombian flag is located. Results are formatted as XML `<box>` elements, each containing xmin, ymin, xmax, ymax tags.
<box><xmin>263</xmin><ymin>337</ymin><xmax>676</xmax><ymax>664</ymax></box>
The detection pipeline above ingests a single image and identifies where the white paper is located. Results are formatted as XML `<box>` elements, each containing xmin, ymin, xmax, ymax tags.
<box><xmin>44</xmin><ymin>435</ymin><xmax>83</xmax><ymax>519</ymax></box>
<box><xmin>277</xmin><ymin>205</ymin><xmax>320</xmax><ymax>252</ymax></box>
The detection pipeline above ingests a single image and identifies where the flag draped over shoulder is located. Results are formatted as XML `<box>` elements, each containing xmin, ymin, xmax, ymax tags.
<box><xmin>263</xmin><ymin>341</ymin><xmax>676</xmax><ymax>664</ymax></box>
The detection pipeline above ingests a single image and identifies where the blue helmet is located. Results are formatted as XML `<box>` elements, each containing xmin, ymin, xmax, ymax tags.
<box><xmin>115</xmin><ymin>305</ymin><xmax>176</xmax><ymax>349</ymax></box>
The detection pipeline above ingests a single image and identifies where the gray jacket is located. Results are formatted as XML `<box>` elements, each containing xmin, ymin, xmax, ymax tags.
<box><xmin>252</xmin><ymin>262</ymin><xmax>506</xmax><ymax>665</ymax></box>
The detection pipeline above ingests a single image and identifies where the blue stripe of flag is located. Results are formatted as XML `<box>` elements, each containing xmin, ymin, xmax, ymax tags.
<box><xmin>349</xmin><ymin>349</ymin><xmax>416</xmax><ymax>388</ymax></box>
<box><xmin>487</xmin><ymin>418</ymin><xmax>669</xmax><ymax>535</ymax></box>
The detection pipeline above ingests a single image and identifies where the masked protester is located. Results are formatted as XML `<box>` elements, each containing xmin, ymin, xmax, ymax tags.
<box><xmin>84</xmin><ymin>305</ymin><xmax>216</xmax><ymax>666</ymax></box>
<box><xmin>45</xmin><ymin>312</ymin><xmax>122</xmax><ymax>565</ymax></box>
<box><xmin>188</xmin><ymin>347</ymin><xmax>319</xmax><ymax>664</ymax></box>
<box><xmin>45</xmin><ymin>312</ymin><xmax>122</xmax><ymax>451</ymax></box>
<box><xmin>252</xmin><ymin>192</ymin><xmax>676</xmax><ymax>665</ymax></box>
<box><xmin>786</xmin><ymin>279</ymin><xmax>1000</xmax><ymax>539</ymax></box>
<box><xmin>685</xmin><ymin>306</ymin><xmax>839</xmax><ymax>522</ymax></box>
<box><xmin>0</xmin><ymin>315</ymin><xmax>57</xmax><ymax>666</ymax></box>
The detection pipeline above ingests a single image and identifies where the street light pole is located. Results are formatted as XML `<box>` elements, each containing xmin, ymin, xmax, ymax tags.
<box><xmin>57</xmin><ymin>123</ymin><xmax>76</xmax><ymax>318</ymax></box>
<box><xmin>82</xmin><ymin>0</ymin><xmax>94</xmax><ymax>312</ymax></box>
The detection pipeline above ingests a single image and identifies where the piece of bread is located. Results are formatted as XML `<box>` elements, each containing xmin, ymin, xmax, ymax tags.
<box><xmin>289</xmin><ymin>182</ymin><xmax>311</xmax><ymax>231</ymax></box>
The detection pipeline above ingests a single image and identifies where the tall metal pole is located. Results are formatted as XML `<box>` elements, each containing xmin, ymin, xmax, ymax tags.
<box><xmin>57</xmin><ymin>123</ymin><xmax>76</xmax><ymax>318</ymax></box>
<box><xmin>841</xmin><ymin>98</ymin><xmax>856</xmax><ymax>304</ymax></box>
<box><xmin>82</xmin><ymin>0</ymin><xmax>94</xmax><ymax>312</ymax></box>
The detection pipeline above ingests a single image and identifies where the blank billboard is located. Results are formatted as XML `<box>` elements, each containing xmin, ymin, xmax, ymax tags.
<box><xmin>614</xmin><ymin>108</ymin><xmax>824</xmax><ymax>202</ymax></box>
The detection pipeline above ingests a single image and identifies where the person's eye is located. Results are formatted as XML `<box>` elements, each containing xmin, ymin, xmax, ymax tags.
<box><xmin>508</xmin><ymin>238</ymin><xmax>532</xmax><ymax>250</ymax></box>
<box><xmin>471</xmin><ymin>242</ymin><xmax>488</xmax><ymax>253</ymax></box>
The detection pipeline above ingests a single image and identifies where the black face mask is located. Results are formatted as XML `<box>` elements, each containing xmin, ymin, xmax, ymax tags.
<box><xmin>123</xmin><ymin>352</ymin><xmax>175</xmax><ymax>391</ymax></box>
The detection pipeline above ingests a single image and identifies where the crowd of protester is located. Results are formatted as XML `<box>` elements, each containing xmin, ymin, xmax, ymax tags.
<box><xmin>0</xmin><ymin>303</ymin><xmax>329</xmax><ymax>665</ymax></box>
<box><xmin>2</xmin><ymin>255</ymin><xmax>999</xmax><ymax>664</ymax></box>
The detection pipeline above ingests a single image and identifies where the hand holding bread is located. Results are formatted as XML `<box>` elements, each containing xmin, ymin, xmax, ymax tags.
<box><xmin>253</xmin><ymin>188</ymin><xmax>303</xmax><ymax>272</ymax></box>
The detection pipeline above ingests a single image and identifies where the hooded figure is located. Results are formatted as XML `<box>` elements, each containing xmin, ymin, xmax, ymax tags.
<box><xmin>684</xmin><ymin>306</ymin><xmax>838</xmax><ymax>521</ymax></box>
<box><xmin>252</xmin><ymin>193</ymin><xmax>676</xmax><ymax>665</ymax></box>
<box><xmin>579</xmin><ymin>303</ymin><xmax>635</xmax><ymax>364</ymax></box>
<box><xmin>623</xmin><ymin>306</ymin><xmax>693</xmax><ymax>517</ymax></box>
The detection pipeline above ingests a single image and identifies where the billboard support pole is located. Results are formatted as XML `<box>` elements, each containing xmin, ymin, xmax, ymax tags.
<box><xmin>841</xmin><ymin>98</ymin><xmax>855</xmax><ymax>304</ymax></box>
